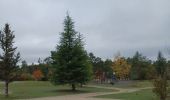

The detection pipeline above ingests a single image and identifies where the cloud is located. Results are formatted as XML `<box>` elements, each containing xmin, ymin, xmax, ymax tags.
<box><xmin>0</xmin><ymin>0</ymin><xmax>170</xmax><ymax>63</ymax></box>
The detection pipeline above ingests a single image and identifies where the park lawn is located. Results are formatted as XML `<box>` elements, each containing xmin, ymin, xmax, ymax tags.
<box><xmin>95</xmin><ymin>89</ymin><xmax>159</xmax><ymax>100</ymax></box>
<box><xmin>0</xmin><ymin>81</ymin><xmax>114</xmax><ymax>100</ymax></box>
<box><xmin>90</xmin><ymin>80</ymin><xmax>153</xmax><ymax>89</ymax></box>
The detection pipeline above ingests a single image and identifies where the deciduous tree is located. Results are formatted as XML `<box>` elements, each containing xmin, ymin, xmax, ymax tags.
<box><xmin>153</xmin><ymin>52</ymin><xmax>168</xmax><ymax>100</ymax></box>
<box><xmin>33</xmin><ymin>69</ymin><xmax>44</xmax><ymax>81</ymax></box>
<box><xmin>112</xmin><ymin>55</ymin><xmax>131</xmax><ymax>80</ymax></box>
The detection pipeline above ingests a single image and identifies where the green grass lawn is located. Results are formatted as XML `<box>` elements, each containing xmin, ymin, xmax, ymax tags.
<box><xmin>0</xmin><ymin>81</ymin><xmax>114</xmax><ymax>100</ymax></box>
<box><xmin>96</xmin><ymin>89</ymin><xmax>159</xmax><ymax>100</ymax></box>
<box><xmin>90</xmin><ymin>80</ymin><xmax>153</xmax><ymax>88</ymax></box>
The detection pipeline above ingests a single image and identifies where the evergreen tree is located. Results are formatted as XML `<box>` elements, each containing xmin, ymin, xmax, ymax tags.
<box><xmin>21</xmin><ymin>60</ymin><xmax>28</xmax><ymax>73</ymax></box>
<box><xmin>154</xmin><ymin>51</ymin><xmax>167</xmax><ymax>77</ymax></box>
<box><xmin>51</xmin><ymin>14</ymin><xmax>92</xmax><ymax>91</ymax></box>
<box><xmin>129</xmin><ymin>51</ymin><xmax>151</xmax><ymax>80</ymax></box>
<box><xmin>0</xmin><ymin>23</ymin><xmax>20</xmax><ymax>97</ymax></box>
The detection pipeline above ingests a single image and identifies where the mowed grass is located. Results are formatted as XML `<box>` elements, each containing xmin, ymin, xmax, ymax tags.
<box><xmin>96</xmin><ymin>89</ymin><xmax>159</xmax><ymax>100</ymax></box>
<box><xmin>0</xmin><ymin>81</ymin><xmax>114</xmax><ymax>100</ymax></box>
<box><xmin>90</xmin><ymin>80</ymin><xmax>153</xmax><ymax>89</ymax></box>
<box><xmin>113</xmin><ymin>80</ymin><xmax>153</xmax><ymax>88</ymax></box>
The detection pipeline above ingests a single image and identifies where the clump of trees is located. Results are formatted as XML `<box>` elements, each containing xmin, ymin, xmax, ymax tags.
<box><xmin>0</xmin><ymin>24</ymin><xmax>20</xmax><ymax>97</ymax></box>
<box><xmin>19</xmin><ymin>60</ymin><xmax>34</xmax><ymax>80</ymax></box>
<box><xmin>50</xmin><ymin>14</ymin><xmax>92</xmax><ymax>91</ymax></box>
<box><xmin>127</xmin><ymin>51</ymin><xmax>154</xmax><ymax>80</ymax></box>
<box><xmin>19</xmin><ymin>58</ymin><xmax>52</xmax><ymax>81</ymax></box>
<box><xmin>89</xmin><ymin>53</ymin><xmax>113</xmax><ymax>83</ymax></box>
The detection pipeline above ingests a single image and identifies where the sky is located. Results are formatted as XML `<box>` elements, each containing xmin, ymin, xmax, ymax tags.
<box><xmin>0</xmin><ymin>0</ymin><xmax>170</xmax><ymax>64</ymax></box>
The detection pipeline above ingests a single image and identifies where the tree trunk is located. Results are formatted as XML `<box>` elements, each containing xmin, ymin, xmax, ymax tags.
<box><xmin>72</xmin><ymin>84</ymin><xmax>76</xmax><ymax>91</ymax></box>
<box><xmin>5</xmin><ymin>81</ymin><xmax>9</xmax><ymax>97</ymax></box>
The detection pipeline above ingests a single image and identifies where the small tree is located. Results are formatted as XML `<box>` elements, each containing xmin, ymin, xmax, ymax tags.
<box><xmin>153</xmin><ymin>73</ymin><xmax>168</xmax><ymax>100</ymax></box>
<box><xmin>51</xmin><ymin>14</ymin><xmax>92</xmax><ymax>91</ymax></box>
<box><xmin>153</xmin><ymin>52</ymin><xmax>168</xmax><ymax>100</ymax></box>
<box><xmin>0</xmin><ymin>23</ymin><xmax>20</xmax><ymax>97</ymax></box>
<box><xmin>112</xmin><ymin>55</ymin><xmax>131</xmax><ymax>80</ymax></box>
<box><xmin>21</xmin><ymin>60</ymin><xmax>28</xmax><ymax>73</ymax></box>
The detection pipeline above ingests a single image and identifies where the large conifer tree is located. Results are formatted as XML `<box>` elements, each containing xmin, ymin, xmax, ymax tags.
<box><xmin>51</xmin><ymin>14</ymin><xmax>92</xmax><ymax>91</ymax></box>
<box><xmin>0</xmin><ymin>23</ymin><xmax>20</xmax><ymax>97</ymax></box>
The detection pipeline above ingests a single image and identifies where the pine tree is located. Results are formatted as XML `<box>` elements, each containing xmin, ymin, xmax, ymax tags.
<box><xmin>155</xmin><ymin>52</ymin><xmax>167</xmax><ymax>77</ymax></box>
<box><xmin>21</xmin><ymin>60</ymin><xmax>28</xmax><ymax>73</ymax></box>
<box><xmin>0</xmin><ymin>23</ymin><xmax>20</xmax><ymax>97</ymax></box>
<box><xmin>51</xmin><ymin>14</ymin><xmax>92</xmax><ymax>91</ymax></box>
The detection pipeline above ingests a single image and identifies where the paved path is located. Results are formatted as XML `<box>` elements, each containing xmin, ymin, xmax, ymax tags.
<box><xmin>23</xmin><ymin>86</ymin><xmax>152</xmax><ymax>100</ymax></box>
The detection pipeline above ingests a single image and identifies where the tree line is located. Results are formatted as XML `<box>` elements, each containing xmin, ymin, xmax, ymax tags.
<box><xmin>18</xmin><ymin>50</ymin><xmax>170</xmax><ymax>82</ymax></box>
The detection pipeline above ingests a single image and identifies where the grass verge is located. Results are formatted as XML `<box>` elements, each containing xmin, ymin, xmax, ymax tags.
<box><xmin>95</xmin><ymin>89</ymin><xmax>158</xmax><ymax>100</ymax></box>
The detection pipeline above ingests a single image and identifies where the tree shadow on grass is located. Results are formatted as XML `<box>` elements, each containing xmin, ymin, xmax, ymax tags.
<box><xmin>50</xmin><ymin>89</ymin><xmax>89</xmax><ymax>93</ymax></box>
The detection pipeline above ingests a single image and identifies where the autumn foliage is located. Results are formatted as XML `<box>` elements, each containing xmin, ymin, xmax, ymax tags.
<box><xmin>33</xmin><ymin>69</ymin><xmax>44</xmax><ymax>81</ymax></box>
<box><xmin>112</xmin><ymin>55</ymin><xmax>131</xmax><ymax>80</ymax></box>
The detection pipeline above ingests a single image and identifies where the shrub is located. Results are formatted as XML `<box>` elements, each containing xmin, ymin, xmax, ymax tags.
<box><xmin>32</xmin><ymin>69</ymin><xmax>44</xmax><ymax>81</ymax></box>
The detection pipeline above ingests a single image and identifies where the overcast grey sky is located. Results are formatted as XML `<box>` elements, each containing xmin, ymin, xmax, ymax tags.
<box><xmin>0</xmin><ymin>0</ymin><xmax>170</xmax><ymax>64</ymax></box>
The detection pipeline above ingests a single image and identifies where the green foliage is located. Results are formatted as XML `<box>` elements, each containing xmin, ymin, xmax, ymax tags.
<box><xmin>21</xmin><ymin>60</ymin><xmax>29</xmax><ymax>74</ymax></box>
<box><xmin>104</xmin><ymin>59</ymin><xmax>113</xmax><ymax>78</ymax></box>
<box><xmin>89</xmin><ymin>53</ymin><xmax>104</xmax><ymax>73</ymax></box>
<box><xmin>128</xmin><ymin>51</ymin><xmax>152</xmax><ymax>80</ymax></box>
<box><xmin>50</xmin><ymin>14</ymin><xmax>92</xmax><ymax>90</ymax></box>
<box><xmin>167</xmin><ymin>61</ymin><xmax>170</xmax><ymax>79</ymax></box>
<box><xmin>154</xmin><ymin>52</ymin><xmax>167</xmax><ymax>77</ymax></box>
<box><xmin>89</xmin><ymin>53</ymin><xmax>113</xmax><ymax>80</ymax></box>
<box><xmin>0</xmin><ymin>24</ymin><xmax>20</xmax><ymax>81</ymax></box>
